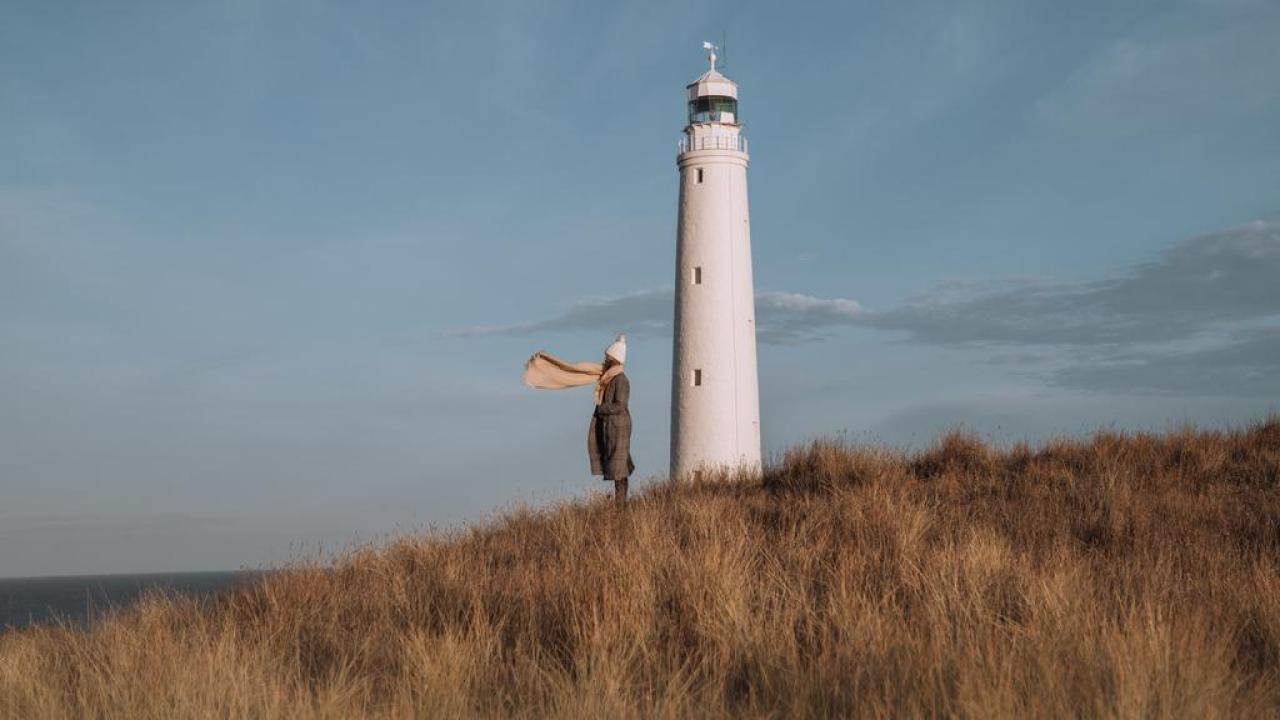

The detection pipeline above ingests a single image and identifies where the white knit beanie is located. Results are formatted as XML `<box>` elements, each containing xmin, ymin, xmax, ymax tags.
<box><xmin>604</xmin><ymin>334</ymin><xmax>627</xmax><ymax>364</ymax></box>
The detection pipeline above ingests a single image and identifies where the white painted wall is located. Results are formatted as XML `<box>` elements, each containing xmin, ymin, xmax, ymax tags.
<box><xmin>670</xmin><ymin>71</ymin><xmax>762</xmax><ymax>479</ymax></box>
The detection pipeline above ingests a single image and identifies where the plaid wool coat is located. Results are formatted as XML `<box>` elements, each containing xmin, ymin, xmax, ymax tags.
<box><xmin>588</xmin><ymin>372</ymin><xmax>635</xmax><ymax>481</ymax></box>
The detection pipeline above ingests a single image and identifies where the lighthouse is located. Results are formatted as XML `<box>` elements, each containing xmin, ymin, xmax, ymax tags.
<box><xmin>670</xmin><ymin>44</ymin><xmax>762</xmax><ymax>479</ymax></box>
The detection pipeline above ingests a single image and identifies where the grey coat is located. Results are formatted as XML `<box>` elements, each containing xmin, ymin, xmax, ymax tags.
<box><xmin>588</xmin><ymin>373</ymin><xmax>635</xmax><ymax>481</ymax></box>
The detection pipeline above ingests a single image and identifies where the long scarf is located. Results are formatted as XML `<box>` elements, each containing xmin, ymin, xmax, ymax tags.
<box><xmin>523</xmin><ymin>351</ymin><xmax>623</xmax><ymax>404</ymax></box>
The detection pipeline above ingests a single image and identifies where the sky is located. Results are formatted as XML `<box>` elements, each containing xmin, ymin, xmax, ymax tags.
<box><xmin>2</xmin><ymin>0</ymin><xmax>1278</xmax><ymax>577</ymax></box>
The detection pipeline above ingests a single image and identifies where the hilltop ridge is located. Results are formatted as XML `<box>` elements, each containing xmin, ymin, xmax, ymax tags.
<box><xmin>2</xmin><ymin>419</ymin><xmax>1279</xmax><ymax>718</ymax></box>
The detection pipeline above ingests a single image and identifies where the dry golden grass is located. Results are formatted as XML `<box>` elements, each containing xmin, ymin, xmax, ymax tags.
<box><xmin>3</xmin><ymin>419</ymin><xmax>1279</xmax><ymax>718</ymax></box>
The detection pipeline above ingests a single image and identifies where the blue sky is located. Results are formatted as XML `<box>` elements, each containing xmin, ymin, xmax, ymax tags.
<box><xmin>2</xmin><ymin>0</ymin><xmax>1278</xmax><ymax>576</ymax></box>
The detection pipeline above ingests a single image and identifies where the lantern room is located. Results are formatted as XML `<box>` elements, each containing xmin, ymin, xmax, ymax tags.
<box><xmin>685</xmin><ymin>68</ymin><xmax>740</xmax><ymax>126</ymax></box>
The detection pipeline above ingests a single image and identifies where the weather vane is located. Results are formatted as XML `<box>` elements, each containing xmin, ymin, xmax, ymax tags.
<box><xmin>702</xmin><ymin>40</ymin><xmax>719</xmax><ymax>72</ymax></box>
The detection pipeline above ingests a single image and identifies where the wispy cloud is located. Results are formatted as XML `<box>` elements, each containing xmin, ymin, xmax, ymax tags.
<box><xmin>457</xmin><ymin>221</ymin><xmax>1280</xmax><ymax>397</ymax></box>
<box><xmin>1049</xmin><ymin>326</ymin><xmax>1280</xmax><ymax>397</ymax></box>
<box><xmin>863</xmin><ymin>220</ymin><xmax>1280</xmax><ymax>396</ymax></box>
<box><xmin>1032</xmin><ymin>2</ymin><xmax>1280</xmax><ymax>141</ymax></box>
<box><xmin>451</xmin><ymin>290</ymin><xmax>865</xmax><ymax>345</ymax></box>
<box><xmin>864</xmin><ymin>221</ymin><xmax>1280</xmax><ymax>347</ymax></box>
<box><xmin>755</xmin><ymin>293</ymin><xmax>865</xmax><ymax>344</ymax></box>
<box><xmin>450</xmin><ymin>288</ymin><xmax>674</xmax><ymax>339</ymax></box>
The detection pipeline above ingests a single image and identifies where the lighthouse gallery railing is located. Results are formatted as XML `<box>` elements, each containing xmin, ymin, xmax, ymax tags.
<box><xmin>678</xmin><ymin>135</ymin><xmax>748</xmax><ymax>154</ymax></box>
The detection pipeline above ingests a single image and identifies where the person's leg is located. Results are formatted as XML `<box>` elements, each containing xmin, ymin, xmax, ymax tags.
<box><xmin>614</xmin><ymin>477</ymin><xmax>628</xmax><ymax>507</ymax></box>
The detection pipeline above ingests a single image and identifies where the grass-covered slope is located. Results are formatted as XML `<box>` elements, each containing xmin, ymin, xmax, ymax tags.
<box><xmin>3</xmin><ymin>420</ymin><xmax>1279</xmax><ymax>718</ymax></box>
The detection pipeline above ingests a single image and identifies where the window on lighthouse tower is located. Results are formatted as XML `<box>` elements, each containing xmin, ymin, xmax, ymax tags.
<box><xmin>696</xmin><ymin>168</ymin><xmax>703</xmax><ymax>184</ymax></box>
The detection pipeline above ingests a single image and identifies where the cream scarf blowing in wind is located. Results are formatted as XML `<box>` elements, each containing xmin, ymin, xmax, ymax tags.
<box><xmin>523</xmin><ymin>335</ymin><xmax>627</xmax><ymax>403</ymax></box>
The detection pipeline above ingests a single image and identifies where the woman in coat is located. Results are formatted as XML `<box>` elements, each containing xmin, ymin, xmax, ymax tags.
<box><xmin>588</xmin><ymin>336</ymin><xmax>634</xmax><ymax>506</ymax></box>
<box><xmin>523</xmin><ymin>334</ymin><xmax>635</xmax><ymax>506</ymax></box>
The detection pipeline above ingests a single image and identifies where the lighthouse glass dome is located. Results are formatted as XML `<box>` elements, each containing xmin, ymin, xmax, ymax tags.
<box><xmin>688</xmin><ymin>96</ymin><xmax>738</xmax><ymax>124</ymax></box>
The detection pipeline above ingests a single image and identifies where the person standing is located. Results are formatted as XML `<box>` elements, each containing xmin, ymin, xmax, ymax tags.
<box><xmin>523</xmin><ymin>334</ymin><xmax>635</xmax><ymax>507</ymax></box>
<box><xmin>589</xmin><ymin>336</ymin><xmax>634</xmax><ymax>506</ymax></box>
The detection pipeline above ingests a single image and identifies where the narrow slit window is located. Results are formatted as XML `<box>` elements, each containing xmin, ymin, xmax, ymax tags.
<box><xmin>692</xmin><ymin>266</ymin><xmax>702</xmax><ymax>285</ymax></box>
<box><xmin>692</xmin><ymin>369</ymin><xmax>702</xmax><ymax>386</ymax></box>
<box><xmin>696</xmin><ymin>168</ymin><xmax>703</xmax><ymax>184</ymax></box>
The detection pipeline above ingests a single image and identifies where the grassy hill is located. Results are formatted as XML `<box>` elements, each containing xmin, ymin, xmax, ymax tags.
<box><xmin>2</xmin><ymin>420</ymin><xmax>1279</xmax><ymax>718</ymax></box>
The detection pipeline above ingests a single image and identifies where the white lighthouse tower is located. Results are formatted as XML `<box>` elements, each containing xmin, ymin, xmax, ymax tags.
<box><xmin>670</xmin><ymin>43</ymin><xmax>762</xmax><ymax>479</ymax></box>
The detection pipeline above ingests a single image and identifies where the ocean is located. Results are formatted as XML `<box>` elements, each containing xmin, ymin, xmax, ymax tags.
<box><xmin>0</xmin><ymin>571</ymin><xmax>263</xmax><ymax>631</ymax></box>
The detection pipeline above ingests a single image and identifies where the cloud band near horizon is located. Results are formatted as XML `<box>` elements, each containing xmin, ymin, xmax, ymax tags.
<box><xmin>456</xmin><ymin>221</ymin><xmax>1280</xmax><ymax>396</ymax></box>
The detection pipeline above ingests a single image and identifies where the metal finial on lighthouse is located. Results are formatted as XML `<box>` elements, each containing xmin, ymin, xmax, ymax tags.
<box><xmin>702</xmin><ymin>41</ymin><xmax>719</xmax><ymax>72</ymax></box>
